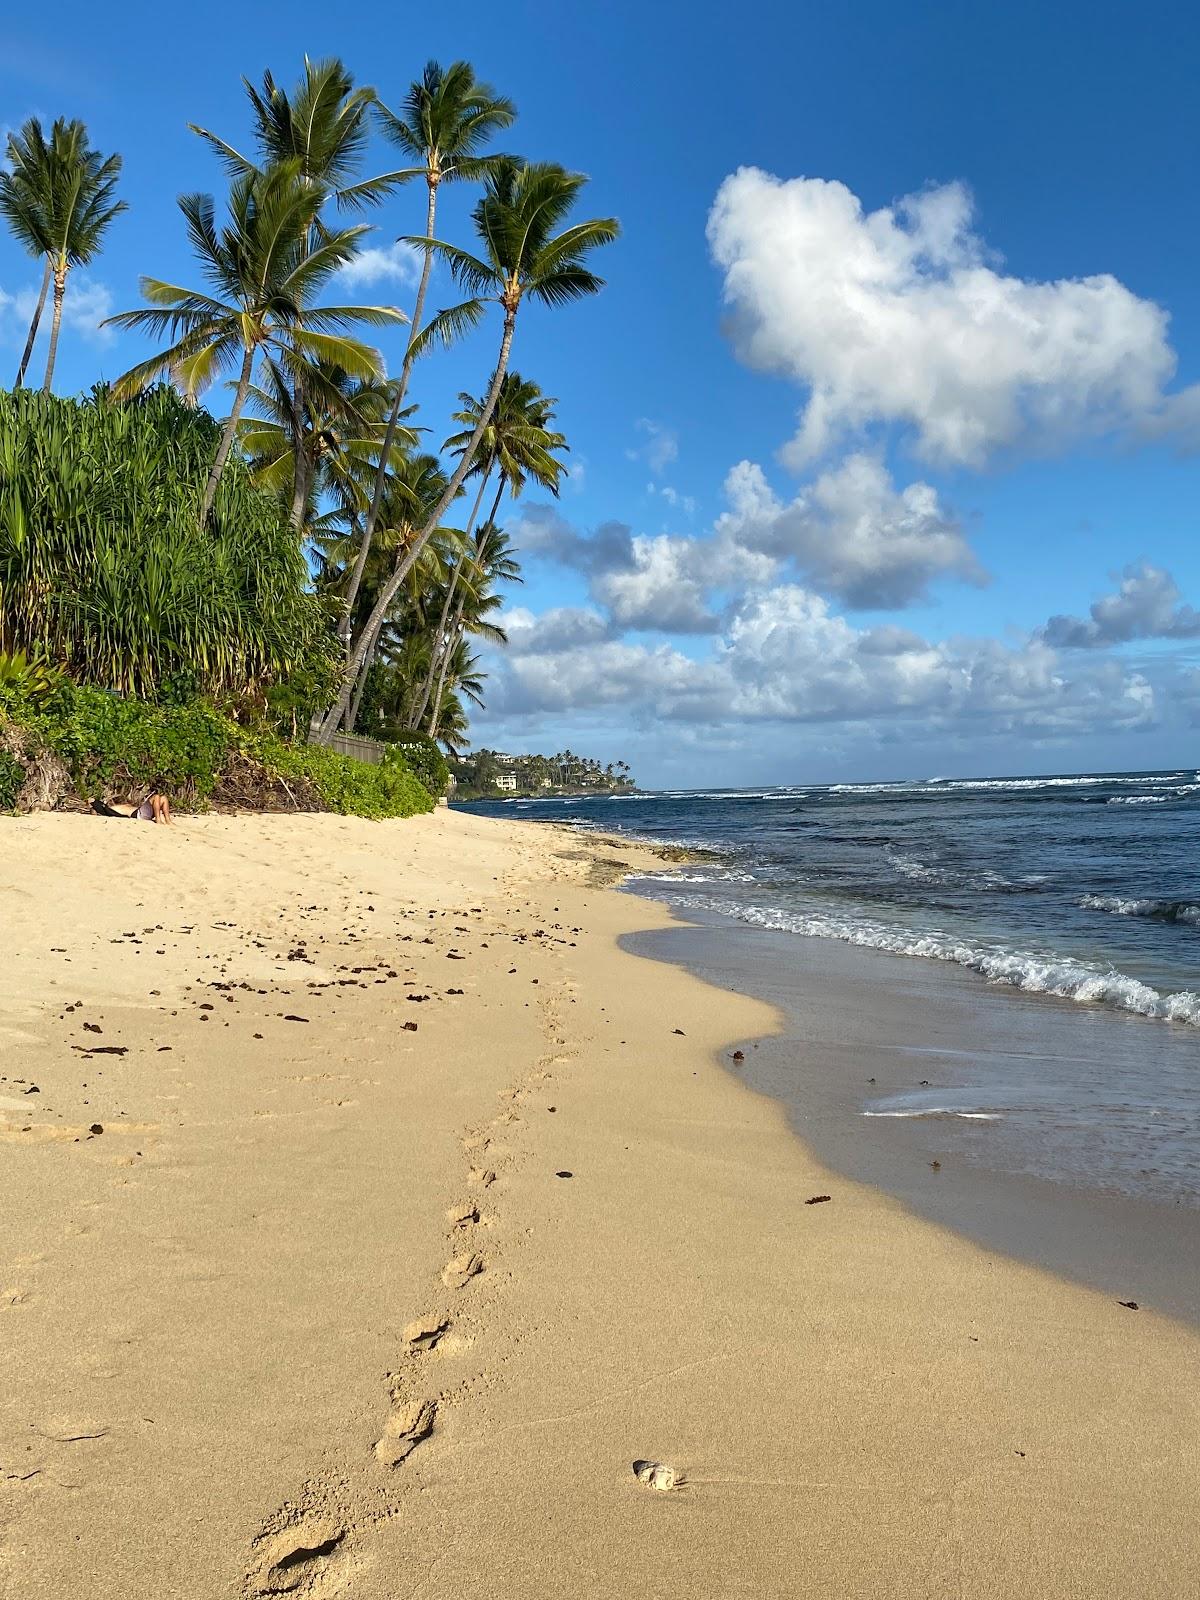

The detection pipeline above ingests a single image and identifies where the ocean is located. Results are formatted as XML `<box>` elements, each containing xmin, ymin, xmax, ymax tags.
<box><xmin>464</xmin><ymin>770</ymin><xmax>1200</xmax><ymax>1224</ymax></box>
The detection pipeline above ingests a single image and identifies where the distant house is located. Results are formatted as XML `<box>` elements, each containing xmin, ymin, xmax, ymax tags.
<box><xmin>495</xmin><ymin>773</ymin><xmax>518</xmax><ymax>791</ymax></box>
<box><xmin>538</xmin><ymin>776</ymin><xmax>553</xmax><ymax>789</ymax></box>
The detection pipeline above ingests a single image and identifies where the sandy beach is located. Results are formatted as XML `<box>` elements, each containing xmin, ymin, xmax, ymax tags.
<box><xmin>1</xmin><ymin>807</ymin><xmax>1197</xmax><ymax>1599</ymax></box>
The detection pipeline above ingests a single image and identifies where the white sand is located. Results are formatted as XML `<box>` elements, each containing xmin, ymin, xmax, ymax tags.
<box><xmin>1</xmin><ymin>809</ymin><xmax>1197</xmax><ymax>1597</ymax></box>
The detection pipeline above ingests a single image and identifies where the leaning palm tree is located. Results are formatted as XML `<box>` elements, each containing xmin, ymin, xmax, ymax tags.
<box><xmin>427</xmin><ymin>526</ymin><xmax>518</xmax><ymax>738</ymax></box>
<box><xmin>337</xmin><ymin>61</ymin><xmax>516</xmax><ymax>652</ymax></box>
<box><xmin>315</xmin><ymin>159</ymin><xmax>617</xmax><ymax>739</ymax></box>
<box><xmin>0</xmin><ymin>118</ymin><xmax>126</xmax><ymax>392</ymax></box>
<box><xmin>104</xmin><ymin>160</ymin><xmax>404</xmax><ymax>524</ymax></box>
<box><xmin>315</xmin><ymin>450</ymin><xmax>460</xmax><ymax>731</ymax></box>
<box><xmin>409</xmin><ymin>373</ymin><xmax>561</xmax><ymax>727</ymax></box>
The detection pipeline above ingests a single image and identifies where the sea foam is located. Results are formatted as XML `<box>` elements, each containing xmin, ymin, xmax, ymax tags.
<box><xmin>672</xmin><ymin>896</ymin><xmax>1200</xmax><ymax>1026</ymax></box>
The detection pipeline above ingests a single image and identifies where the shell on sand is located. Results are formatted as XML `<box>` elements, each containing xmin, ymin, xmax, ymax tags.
<box><xmin>632</xmin><ymin>1459</ymin><xmax>678</xmax><ymax>1492</ymax></box>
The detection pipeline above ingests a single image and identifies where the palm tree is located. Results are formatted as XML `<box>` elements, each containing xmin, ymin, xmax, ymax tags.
<box><xmin>316</xmin><ymin>159</ymin><xmax>617</xmax><ymax>739</ymax></box>
<box><xmin>191</xmin><ymin>57</ymin><xmax>407</xmax><ymax>529</ymax></box>
<box><xmin>337</xmin><ymin>61</ymin><xmax>516</xmax><ymax>650</ymax></box>
<box><xmin>238</xmin><ymin>360</ymin><xmax>415</xmax><ymax>532</ymax></box>
<box><xmin>0</xmin><ymin>120</ymin><xmax>55</xmax><ymax>388</ymax></box>
<box><xmin>427</xmin><ymin>524</ymin><xmax>519</xmax><ymax>738</ymax></box>
<box><xmin>0</xmin><ymin>118</ymin><xmax>126</xmax><ymax>392</ymax></box>
<box><xmin>429</xmin><ymin>638</ymin><xmax>487</xmax><ymax>745</ymax></box>
<box><xmin>410</xmin><ymin>373</ymin><xmax>562</xmax><ymax>728</ymax></box>
<box><xmin>315</xmin><ymin>450</ymin><xmax>461</xmax><ymax>732</ymax></box>
<box><xmin>104</xmin><ymin>160</ymin><xmax>404</xmax><ymax>524</ymax></box>
<box><xmin>190</xmin><ymin>56</ymin><xmax>388</xmax><ymax>209</ymax></box>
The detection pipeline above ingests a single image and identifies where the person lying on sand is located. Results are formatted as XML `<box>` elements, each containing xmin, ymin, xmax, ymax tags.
<box><xmin>91</xmin><ymin>793</ymin><xmax>173</xmax><ymax>825</ymax></box>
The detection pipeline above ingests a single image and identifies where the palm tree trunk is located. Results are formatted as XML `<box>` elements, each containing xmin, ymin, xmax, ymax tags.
<box><xmin>289</xmin><ymin>443</ymin><xmax>309</xmax><ymax>535</ymax></box>
<box><xmin>41</xmin><ymin>262</ymin><xmax>67</xmax><ymax>392</ymax></box>
<box><xmin>200</xmin><ymin>344</ymin><xmax>255</xmax><ymax>526</ymax></box>
<box><xmin>316</xmin><ymin>308</ymin><xmax>517</xmax><ymax>743</ymax></box>
<box><xmin>288</xmin><ymin>365</ymin><xmax>308</xmax><ymax>534</ymax></box>
<box><xmin>336</xmin><ymin>180</ymin><xmax>439</xmax><ymax>650</ymax></box>
<box><xmin>346</xmin><ymin>634</ymin><xmax>378</xmax><ymax>734</ymax></box>
<box><xmin>15</xmin><ymin>258</ymin><xmax>51</xmax><ymax>389</ymax></box>
<box><xmin>427</xmin><ymin>595</ymin><xmax>466</xmax><ymax>739</ymax></box>
<box><xmin>419</xmin><ymin>476</ymin><xmax>505</xmax><ymax>731</ymax></box>
<box><xmin>408</xmin><ymin>472</ymin><xmax>493</xmax><ymax>728</ymax></box>
<box><xmin>410</xmin><ymin>573</ymin><xmax>461</xmax><ymax>730</ymax></box>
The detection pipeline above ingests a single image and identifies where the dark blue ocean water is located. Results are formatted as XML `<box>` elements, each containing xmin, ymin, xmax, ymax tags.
<box><xmin>465</xmin><ymin>769</ymin><xmax>1200</xmax><ymax>1025</ymax></box>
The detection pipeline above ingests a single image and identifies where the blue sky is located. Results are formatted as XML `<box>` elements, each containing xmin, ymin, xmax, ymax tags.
<box><xmin>4</xmin><ymin>0</ymin><xmax>1200</xmax><ymax>785</ymax></box>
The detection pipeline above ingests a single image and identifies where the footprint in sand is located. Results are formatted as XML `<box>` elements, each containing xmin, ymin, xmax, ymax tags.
<box><xmin>440</xmin><ymin>1252</ymin><xmax>483</xmax><ymax>1291</ymax></box>
<box><xmin>373</xmin><ymin>1397</ymin><xmax>436</xmax><ymax>1467</ymax></box>
<box><xmin>446</xmin><ymin>1201</ymin><xmax>479</xmax><ymax>1228</ymax></box>
<box><xmin>468</xmin><ymin>1167</ymin><xmax>496</xmax><ymax>1188</ymax></box>
<box><xmin>248</xmin><ymin>1520</ymin><xmax>352</xmax><ymax>1596</ymax></box>
<box><xmin>403</xmin><ymin>1314</ymin><xmax>449</xmax><ymax>1351</ymax></box>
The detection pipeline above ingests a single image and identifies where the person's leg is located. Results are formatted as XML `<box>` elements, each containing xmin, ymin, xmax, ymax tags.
<box><xmin>151</xmin><ymin>794</ymin><xmax>172</xmax><ymax>825</ymax></box>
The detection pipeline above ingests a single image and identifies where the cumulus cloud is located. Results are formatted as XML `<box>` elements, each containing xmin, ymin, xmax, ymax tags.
<box><xmin>707</xmin><ymin>169</ymin><xmax>1196</xmax><ymax>467</ymax></box>
<box><xmin>714</xmin><ymin>454</ymin><xmax>984</xmax><ymax>607</ymax></box>
<box><xmin>592</xmin><ymin>534</ymin><xmax>719</xmax><ymax>633</ymax></box>
<box><xmin>337</xmin><ymin>240</ymin><xmax>420</xmax><ymax>289</ymax></box>
<box><xmin>511</xmin><ymin>508</ymin><xmax>720</xmax><ymax>633</ymax></box>
<box><xmin>513</xmin><ymin>449</ymin><xmax>978</xmax><ymax>628</ymax></box>
<box><xmin>489</xmin><ymin>582</ymin><xmax>1157</xmax><ymax>740</ymax></box>
<box><xmin>1040</xmin><ymin>563</ymin><xmax>1200</xmax><ymax>648</ymax></box>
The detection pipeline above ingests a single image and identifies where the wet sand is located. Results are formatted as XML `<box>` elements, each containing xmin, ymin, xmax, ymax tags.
<box><xmin>1</xmin><ymin>809</ymin><xmax>1197</xmax><ymax>1598</ymax></box>
<box><xmin>630</xmin><ymin>914</ymin><xmax>1200</xmax><ymax>1326</ymax></box>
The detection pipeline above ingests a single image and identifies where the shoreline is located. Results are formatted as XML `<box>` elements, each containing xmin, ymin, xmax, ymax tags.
<box><xmin>2</xmin><ymin>810</ymin><xmax>1197</xmax><ymax>1596</ymax></box>
<box><xmin>625</xmin><ymin>909</ymin><xmax>1200</xmax><ymax>1326</ymax></box>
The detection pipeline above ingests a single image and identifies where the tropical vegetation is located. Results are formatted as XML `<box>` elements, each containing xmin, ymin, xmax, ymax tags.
<box><xmin>0</xmin><ymin>56</ymin><xmax>619</xmax><ymax>812</ymax></box>
<box><xmin>451</xmin><ymin>748</ymin><xmax>635</xmax><ymax>798</ymax></box>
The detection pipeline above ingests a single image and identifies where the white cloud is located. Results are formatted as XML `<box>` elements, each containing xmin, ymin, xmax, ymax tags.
<box><xmin>1040</xmin><ymin>563</ymin><xmax>1200</xmax><ymax>648</ymax></box>
<box><xmin>714</xmin><ymin>454</ymin><xmax>983</xmax><ymax>608</ymax></box>
<box><xmin>592</xmin><ymin>533</ymin><xmax>718</xmax><ymax>633</ymax></box>
<box><xmin>516</xmin><ymin>450</ymin><xmax>980</xmax><ymax>624</ymax></box>
<box><xmin>627</xmin><ymin>418</ymin><xmax>678</xmax><ymax>476</ymax></box>
<box><xmin>653</xmin><ymin>484</ymin><xmax>697</xmax><ymax>516</ymax></box>
<box><xmin>490</xmin><ymin>582</ymin><xmax>1158</xmax><ymax>741</ymax></box>
<box><xmin>0</xmin><ymin>274</ymin><xmax>114</xmax><ymax>348</ymax></box>
<box><xmin>337</xmin><ymin>240</ymin><xmax>420</xmax><ymax>289</ymax></box>
<box><xmin>707</xmin><ymin>168</ymin><xmax>1196</xmax><ymax>467</ymax></box>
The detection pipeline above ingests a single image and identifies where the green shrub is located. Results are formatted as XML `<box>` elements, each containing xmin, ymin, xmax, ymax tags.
<box><xmin>250</xmin><ymin>735</ymin><xmax>434</xmax><ymax>820</ymax></box>
<box><xmin>0</xmin><ymin>681</ymin><xmax>434</xmax><ymax>820</ymax></box>
<box><xmin>382</xmin><ymin>731</ymin><xmax>449</xmax><ymax>797</ymax></box>
<box><xmin>0</xmin><ymin>749</ymin><xmax>24</xmax><ymax>811</ymax></box>
<box><xmin>12</xmin><ymin>684</ymin><xmax>236</xmax><ymax>802</ymax></box>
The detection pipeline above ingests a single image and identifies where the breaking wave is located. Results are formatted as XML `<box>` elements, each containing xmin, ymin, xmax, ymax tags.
<box><xmin>1079</xmin><ymin>895</ymin><xmax>1200</xmax><ymax>926</ymax></box>
<box><xmin>672</xmin><ymin>896</ymin><xmax>1200</xmax><ymax>1026</ymax></box>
